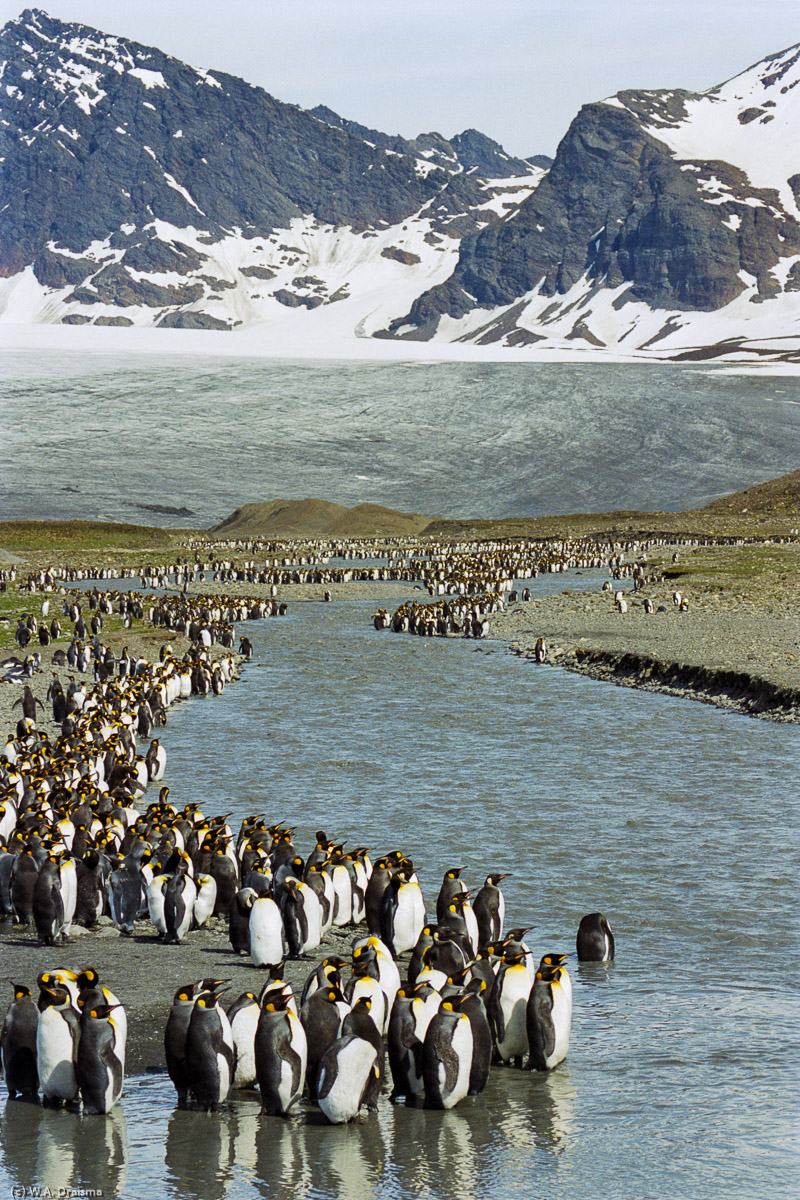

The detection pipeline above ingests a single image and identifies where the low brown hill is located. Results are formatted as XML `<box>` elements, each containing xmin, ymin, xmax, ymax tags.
<box><xmin>211</xmin><ymin>499</ymin><xmax>433</xmax><ymax>539</ymax></box>
<box><xmin>689</xmin><ymin>469</ymin><xmax>800</xmax><ymax>516</ymax></box>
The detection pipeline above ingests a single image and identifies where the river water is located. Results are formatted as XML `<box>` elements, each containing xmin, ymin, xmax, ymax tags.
<box><xmin>0</xmin><ymin>355</ymin><xmax>798</xmax><ymax>1198</ymax></box>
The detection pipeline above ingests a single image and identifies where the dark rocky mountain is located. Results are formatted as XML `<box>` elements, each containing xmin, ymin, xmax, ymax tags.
<box><xmin>309</xmin><ymin>107</ymin><xmax>539</xmax><ymax>179</ymax></box>
<box><xmin>0</xmin><ymin>8</ymin><xmax>544</xmax><ymax>324</ymax></box>
<box><xmin>385</xmin><ymin>45</ymin><xmax>800</xmax><ymax>344</ymax></box>
<box><xmin>0</xmin><ymin>8</ymin><xmax>795</xmax><ymax>356</ymax></box>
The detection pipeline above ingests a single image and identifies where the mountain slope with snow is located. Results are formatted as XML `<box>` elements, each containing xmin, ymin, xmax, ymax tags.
<box><xmin>388</xmin><ymin>43</ymin><xmax>800</xmax><ymax>358</ymax></box>
<box><xmin>0</xmin><ymin>7</ymin><xmax>544</xmax><ymax>333</ymax></box>
<box><xmin>0</xmin><ymin>8</ymin><xmax>798</xmax><ymax>360</ymax></box>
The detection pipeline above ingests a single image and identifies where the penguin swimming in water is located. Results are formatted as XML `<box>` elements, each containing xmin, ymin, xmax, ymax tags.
<box><xmin>1</xmin><ymin>983</ymin><xmax>39</xmax><ymax>1100</ymax></box>
<box><xmin>76</xmin><ymin>1002</ymin><xmax>125</xmax><ymax>1113</ymax></box>
<box><xmin>254</xmin><ymin>987</ymin><xmax>307</xmax><ymax>1116</ymax></box>
<box><xmin>526</xmin><ymin>963</ymin><xmax>572</xmax><ymax>1071</ymax></box>
<box><xmin>185</xmin><ymin>987</ymin><xmax>235</xmax><ymax>1111</ymax></box>
<box><xmin>576</xmin><ymin>912</ymin><xmax>615</xmax><ymax>961</ymax></box>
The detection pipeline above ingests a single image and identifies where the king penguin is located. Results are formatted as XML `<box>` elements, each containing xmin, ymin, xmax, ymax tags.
<box><xmin>526</xmin><ymin>963</ymin><xmax>572</xmax><ymax>1071</ymax></box>
<box><xmin>185</xmin><ymin>987</ymin><xmax>235</xmax><ymax>1111</ymax></box>
<box><xmin>255</xmin><ymin>987</ymin><xmax>308</xmax><ymax>1116</ymax></box>
<box><xmin>576</xmin><ymin>912</ymin><xmax>615</xmax><ymax>961</ymax></box>
<box><xmin>422</xmin><ymin>1001</ymin><xmax>473</xmax><ymax>1110</ymax></box>
<box><xmin>1</xmin><ymin>983</ymin><xmax>39</xmax><ymax>1100</ymax></box>
<box><xmin>76</xmin><ymin>1001</ymin><xmax>125</xmax><ymax>1113</ymax></box>
<box><xmin>36</xmin><ymin>982</ymin><xmax>81</xmax><ymax>1107</ymax></box>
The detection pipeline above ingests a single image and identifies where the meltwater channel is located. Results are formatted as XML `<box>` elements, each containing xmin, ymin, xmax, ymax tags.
<box><xmin>0</xmin><ymin>570</ymin><xmax>797</xmax><ymax>1200</ymax></box>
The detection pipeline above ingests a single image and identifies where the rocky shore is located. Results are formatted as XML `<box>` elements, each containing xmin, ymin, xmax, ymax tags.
<box><xmin>489</xmin><ymin>567</ymin><xmax>800</xmax><ymax>722</ymax></box>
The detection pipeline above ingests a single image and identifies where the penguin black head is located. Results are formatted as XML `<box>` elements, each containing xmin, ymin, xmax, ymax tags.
<box><xmin>444</xmin><ymin>867</ymin><xmax>465</xmax><ymax>880</ymax></box>
<box><xmin>173</xmin><ymin>984</ymin><xmax>195</xmax><ymax>1004</ymax></box>
<box><xmin>12</xmin><ymin>984</ymin><xmax>32</xmax><ymax>1000</ymax></box>
<box><xmin>77</xmin><ymin>967</ymin><xmax>100</xmax><ymax>991</ymax></box>
<box><xmin>539</xmin><ymin>953</ymin><xmax>569</xmax><ymax>969</ymax></box>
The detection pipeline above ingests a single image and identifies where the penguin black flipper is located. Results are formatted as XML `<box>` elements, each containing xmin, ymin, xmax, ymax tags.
<box><xmin>526</xmin><ymin>980</ymin><xmax>555</xmax><ymax>1071</ymax></box>
<box><xmin>487</xmin><ymin>975</ymin><xmax>505</xmax><ymax>1046</ymax></box>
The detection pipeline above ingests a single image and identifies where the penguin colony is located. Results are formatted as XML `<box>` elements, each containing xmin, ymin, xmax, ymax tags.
<box><xmin>0</xmin><ymin>968</ymin><xmax>126</xmax><ymax>1113</ymax></box>
<box><xmin>0</xmin><ymin>586</ymin><xmax>289</xmax><ymax>941</ymax></box>
<box><xmin>1</xmin><ymin>833</ymin><xmax>614</xmax><ymax>1124</ymax></box>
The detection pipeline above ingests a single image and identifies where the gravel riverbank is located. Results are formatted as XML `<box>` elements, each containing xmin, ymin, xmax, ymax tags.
<box><xmin>489</xmin><ymin>578</ymin><xmax>800</xmax><ymax>722</ymax></box>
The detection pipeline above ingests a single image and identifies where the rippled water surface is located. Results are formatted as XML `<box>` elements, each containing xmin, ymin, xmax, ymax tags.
<box><xmin>2</xmin><ymin>352</ymin><xmax>799</xmax><ymax>523</ymax></box>
<box><xmin>0</xmin><ymin>354</ymin><xmax>798</xmax><ymax>1198</ymax></box>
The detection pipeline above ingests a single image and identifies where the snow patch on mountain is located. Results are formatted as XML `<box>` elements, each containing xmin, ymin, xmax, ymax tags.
<box><xmin>606</xmin><ymin>43</ymin><xmax>800</xmax><ymax>219</ymax></box>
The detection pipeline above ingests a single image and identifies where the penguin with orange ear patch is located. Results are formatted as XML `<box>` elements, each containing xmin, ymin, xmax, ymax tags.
<box><xmin>77</xmin><ymin>1001</ymin><xmax>125</xmax><ymax>1113</ymax></box>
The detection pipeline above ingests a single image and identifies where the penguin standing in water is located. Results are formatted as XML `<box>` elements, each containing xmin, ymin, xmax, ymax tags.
<box><xmin>255</xmin><ymin>988</ymin><xmax>308</xmax><ymax>1116</ymax></box>
<box><xmin>316</xmin><ymin>1033</ymin><xmax>381</xmax><ymax>1124</ymax></box>
<box><xmin>472</xmin><ymin>873</ymin><xmax>509</xmax><ymax>948</ymax></box>
<box><xmin>422</xmin><ymin>1001</ymin><xmax>473</xmax><ymax>1110</ymax></box>
<box><xmin>453</xmin><ymin>983</ymin><xmax>492</xmax><ymax>1096</ymax></box>
<box><xmin>488</xmin><ymin>950</ymin><xmax>532</xmax><ymax>1066</ymax></box>
<box><xmin>388</xmin><ymin>984</ymin><xmax>441</xmax><ymax>1104</ymax></box>
<box><xmin>527</xmin><ymin>963</ymin><xmax>572</xmax><ymax>1071</ymax></box>
<box><xmin>185</xmin><ymin>987</ymin><xmax>235</xmax><ymax>1111</ymax></box>
<box><xmin>576</xmin><ymin>912</ymin><xmax>615</xmax><ymax>961</ymax></box>
<box><xmin>226</xmin><ymin>991</ymin><xmax>260</xmax><ymax>1089</ymax></box>
<box><xmin>1</xmin><ymin>984</ymin><xmax>39</xmax><ymax>1100</ymax></box>
<box><xmin>36</xmin><ymin>982</ymin><xmax>81</xmax><ymax>1107</ymax></box>
<box><xmin>300</xmin><ymin>985</ymin><xmax>350</xmax><ymax>1100</ymax></box>
<box><xmin>164</xmin><ymin>983</ymin><xmax>197</xmax><ymax>1106</ymax></box>
<box><xmin>76</xmin><ymin>1002</ymin><xmax>125</xmax><ymax>1113</ymax></box>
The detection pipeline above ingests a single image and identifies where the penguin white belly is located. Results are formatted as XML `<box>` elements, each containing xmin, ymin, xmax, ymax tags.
<box><xmin>193</xmin><ymin>874</ymin><xmax>217</xmax><ymax>928</ymax></box>
<box><xmin>147</xmin><ymin>875</ymin><xmax>169</xmax><ymax>935</ymax></box>
<box><xmin>249</xmin><ymin>897</ymin><xmax>284</xmax><ymax>967</ymax></box>
<box><xmin>300</xmin><ymin>884</ymin><xmax>322</xmax><ymax>951</ymax></box>
<box><xmin>37</xmin><ymin>1012</ymin><xmax>77</xmax><ymax>1100</ymax></box>
<box><xmin>463</xmin><ymin>903</ymin><xmax>480</xmax><ymax>955</ymax></box>
<box><xmin>59</xmin><ymin>860</ymin><xmax>77</xmax><ymax>935</ymax></box>
<box><xmin>231</xmin><ymin>1008</ymin><xmax>259</xmax><ymax>1087</ymax></box>
<box><xmin>439</xmin><ymin>1017</ymin><xmax>473</xmax><ymax>1109</ymax></box>
<box><xmin>331</xmin><ymin>866</ymin><xmax>352</xmax><ymax>926</ymax></box>
<box><xmin>547</xmin><ymin>987</ymin><xmax>572</xmax><ymax>1069</ymax></box>
<box><xmin>393</xmin><ymin>883</ymin><xmax>424</xmax><ymax>954</ymax></box>
<box><xmin>317</xmin><ymin>1036</ymin><xmax>377</xmax><ymax>1124</ymax></box>
<box><xmin>497</xmin><ymin>971</ymin><xmax>531</xmax><ymax>1061</ymax></box>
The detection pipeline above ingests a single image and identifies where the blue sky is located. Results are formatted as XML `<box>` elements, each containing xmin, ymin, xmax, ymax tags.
<box><xmin>2</xmin><ymin>1</ymin><xmax>797</xmax><ymax>155</ymax></box>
